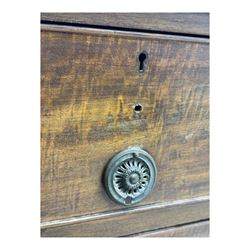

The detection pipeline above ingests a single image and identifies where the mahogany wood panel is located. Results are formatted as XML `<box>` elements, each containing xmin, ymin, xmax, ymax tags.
<box><xmin>41</xmin><ymin>197</ymin><xmax>209</xmax><ymax>237</ymax></box>
<box><xmin>41</xmin><ymin>25</ymin><xmax>209</xmax><ymax>223</ymax></box>
<box><xmin>132</xmin><ymin>220</ymin><xmax>209</xmax><ymax>237</ymax></box>
<box><xmin>41</xmin><ymin>13</ymin><xmax>209</xmax><ymax>36</ymax></box>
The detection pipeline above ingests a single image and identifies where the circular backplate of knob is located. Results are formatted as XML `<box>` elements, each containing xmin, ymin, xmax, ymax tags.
<box><xmin>104</xmin><ymin>147</ymin><xmax>157</xmax><ymax>206</ymax></box>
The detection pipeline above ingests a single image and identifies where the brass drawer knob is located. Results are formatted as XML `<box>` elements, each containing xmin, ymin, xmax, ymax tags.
<box><xmin>104</xmin><ymin>147</ymin><xmax>157</xmax><ymax>205</ymax></box>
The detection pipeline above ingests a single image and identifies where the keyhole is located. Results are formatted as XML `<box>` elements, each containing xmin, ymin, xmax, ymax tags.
<box><xmin>138</xmin><ymin>51</ymin><xmax>147</xmax><ymax>73</ymax></box>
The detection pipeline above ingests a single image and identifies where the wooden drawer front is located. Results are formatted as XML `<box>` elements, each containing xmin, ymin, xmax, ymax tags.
<box><xmin>133</xmin><ymin>220</ymin><xmax>209</xmax><ymax>237</ymax></box>
<box><xmin>41</xmin><ymin>25</ymin><xmax>209</xmax><ymax>225</ymax></box>
<box><xmin>41</xmin><ymin>197</ymin><xmax>209</xmax><ymax>237</ymax></box>
<box><xmin>41</xmin><ymin>13</ymin><xmax>209</xmax><ymax>36</ymax></box>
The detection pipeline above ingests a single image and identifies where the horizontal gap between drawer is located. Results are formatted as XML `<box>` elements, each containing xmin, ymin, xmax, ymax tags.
<box><xmin>121</xmin><ymin>218</ymin><xmax>209</xmax><ymax>237</ymax></box>
<box><xmin>41</xmin><ymin>195</ymin><xmax>209</xmax><ymax>229</ymax></box>
<box><xmin>41</xmin><ymin>20</ymin><xmax>209</xmax><ymax>39</ymax></box>
<box><xmin>41</xmin><ymin>23</ymin><xmax>209</xmax><ymax>44</ymax></box>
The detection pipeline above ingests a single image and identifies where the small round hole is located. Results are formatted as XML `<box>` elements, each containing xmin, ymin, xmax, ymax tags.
<box><xmin>134</xmin><ymin>103</ymin><xmax>143</xmax><ymax>113</ymax></box>
<box><xmin>139</xmin><ymin>52</ymin><xmax>147</xmax><ymax>62</ymax></box>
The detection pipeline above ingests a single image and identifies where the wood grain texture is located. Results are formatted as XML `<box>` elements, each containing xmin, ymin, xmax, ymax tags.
<box><xmin>132</xmin><ymin>220</ymin><xmax>209</xmax><ymax>237</ymax></box>
<box><xmin>41</xmin><ymin>197</ymin><xmax>209</xmax><ymax>237</ymax></box>
<box><xmin>41</xmin><ymin>25</ymin><xmax>209</xmax><ymax>223</ymax></box>
<box><xmin>42</xmin><ymin>24</ymin><xmax>208</xmax><ymax>43</ymax></box>
<box><xmin>41</xmin><ymin>13</ymin><xmax>209</xmax><ymax>36</ymax></box>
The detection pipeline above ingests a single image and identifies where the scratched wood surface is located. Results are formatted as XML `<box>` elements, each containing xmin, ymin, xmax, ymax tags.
<box><xmin>41</xmin><ymin>13</ymin><xmax>209</xmax><ymax>36</ymax></box>
<box><xmin>41</xmin><ymin>25</ymin><xmax>209</xmax><ymax>224</ymax></box>
<box><xmin>133</xmin><ymin>220</ymin><xmax>209</xmax><ymax>237</ymax></box>
<box><xmin>41</xmin><ymin>197</ymin><xmax>209</xmax><ymax>237</ymax></box>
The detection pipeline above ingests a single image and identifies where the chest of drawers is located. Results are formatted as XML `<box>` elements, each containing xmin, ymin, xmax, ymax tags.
<box><xmin>41</xmin><ymin>13</ymin><xmax>209</xmax><ymax>237</ymax></box>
